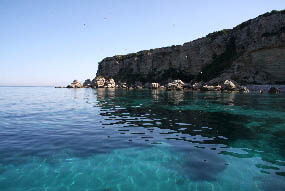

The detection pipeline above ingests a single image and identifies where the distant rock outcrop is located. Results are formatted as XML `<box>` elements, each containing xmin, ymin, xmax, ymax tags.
<box><xmin>96</xmin><ymin>10</ymin><xmax>285</xmax><ymax>85</ymax></box>
<box><xmin>83</xmin><ymin>79</ymin><xmax>92</xmax><ymax>88</ymax></box>
<box><xmin>87</xmin><ymin>76</ymin><xmax>116</xmax><ymax>88</ymax></box>
<box><xmin>67</xmin><ymin>80</ymin><xmax>83</xmax><ymax>88</ymax></box>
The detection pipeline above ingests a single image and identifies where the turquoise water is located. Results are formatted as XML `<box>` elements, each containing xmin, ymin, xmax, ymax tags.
<box><xmin>0</xmin><ymin>87</ymin><xmax>284</xmax><ymax>191</ymax></box>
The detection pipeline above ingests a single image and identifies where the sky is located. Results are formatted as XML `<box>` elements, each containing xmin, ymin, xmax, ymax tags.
<box><xmin>0</xmin><ymin>0</ymin><xmax>284</xmax><ymax>86</ymax></box>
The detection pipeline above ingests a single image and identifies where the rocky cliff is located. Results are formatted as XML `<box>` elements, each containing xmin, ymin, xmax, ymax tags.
<box><xmin>96</xmin><ymin>10</ymin><xmax>285</xmax><ymax>85</ymax></box>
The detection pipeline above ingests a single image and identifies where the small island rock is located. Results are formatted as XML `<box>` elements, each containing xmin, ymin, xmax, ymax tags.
<box><xmin>67</xmin><ymin>80</ymin><xmax>83</xmax><ymax>88</ymax></box>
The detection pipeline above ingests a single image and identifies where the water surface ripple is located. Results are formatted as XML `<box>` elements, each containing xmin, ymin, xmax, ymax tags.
<box><xmin>0</xmin><ymin>87</ymin><xmax>284</xmax><ymax>191</ymax></box>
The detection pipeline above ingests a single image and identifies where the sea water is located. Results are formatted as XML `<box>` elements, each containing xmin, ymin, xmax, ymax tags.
<box><xmin>0</xmin><ymin>87</ymin><xmax>284</xmax><ymax>191</ymax></box>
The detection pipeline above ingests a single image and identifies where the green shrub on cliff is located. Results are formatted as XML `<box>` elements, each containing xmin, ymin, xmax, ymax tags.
<box><xmin>207</xmin><ymin>29</ymin><xmax>231</xmax><ymax>40</ymax></box>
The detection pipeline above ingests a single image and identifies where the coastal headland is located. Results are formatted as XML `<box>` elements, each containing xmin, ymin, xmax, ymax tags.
<box><xmin>62</xmin><ymin>10</ymin><xmax>285</xmax><ymax>93</ymax></box>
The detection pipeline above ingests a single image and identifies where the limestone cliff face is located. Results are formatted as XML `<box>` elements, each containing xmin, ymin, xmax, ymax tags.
<box><xmin>96</xmin><ymin>10</ymin><xmax>285</xmax><ymax>84</ymax></box>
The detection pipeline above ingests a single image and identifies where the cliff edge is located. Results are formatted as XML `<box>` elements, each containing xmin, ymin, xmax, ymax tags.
<box><xmin>96</xmin><ymin>10</ymin><xmax>285</xmax><ymax>85</ymax></box>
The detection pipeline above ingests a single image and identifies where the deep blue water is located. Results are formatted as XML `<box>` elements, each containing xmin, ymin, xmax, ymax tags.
<box><xmin>0</xmin><ymin>87</ymin><xmax>284</xmax><ymax>191</ymax></box>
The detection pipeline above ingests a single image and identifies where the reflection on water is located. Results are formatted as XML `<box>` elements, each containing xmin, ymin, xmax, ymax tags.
<box><xmin>0</xmin><ymin>87</ymin><xmax>284</xmax><ymax>190</ymax></box>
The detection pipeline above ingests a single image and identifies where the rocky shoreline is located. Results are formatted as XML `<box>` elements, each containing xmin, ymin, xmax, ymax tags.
<box><xmin>96</xmin><ymin>10</ymin><xmax>285</xmax><ymax>86</ymax></box>
<box><xmin>56</xmin><ymin>10</ymin><xmax>285</xmax><ymax>95</ymax></box>
<box><xmin>58</xmin><ymin>77</ymin><xmax>282</xmax><ymax>94</ymax></box>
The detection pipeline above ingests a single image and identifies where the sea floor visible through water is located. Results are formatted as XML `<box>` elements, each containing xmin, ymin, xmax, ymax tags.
<box><xmin>0</xmin><ymin>87</ymin><xmax>284</xmax><ymax>191</ymax></box>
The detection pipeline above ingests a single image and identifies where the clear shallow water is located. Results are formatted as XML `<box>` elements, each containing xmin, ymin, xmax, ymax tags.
<box><xmin>0</xmin><ymin>87</ymin><xmax>284</xmax><ymax>191</ymax></box>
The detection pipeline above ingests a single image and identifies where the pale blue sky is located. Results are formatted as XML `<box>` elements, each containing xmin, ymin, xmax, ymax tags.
<box><xmin>0</xmin><ymin>0</ymin><xmax>284</xmax><ymax>86</ymax></box>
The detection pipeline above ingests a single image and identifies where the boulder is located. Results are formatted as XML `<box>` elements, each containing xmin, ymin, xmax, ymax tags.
<box><xmin>120</xmin><ymin>83</ymin><xmax>128</xmax><ymax>89</ymax></box>
<box><xmin>201</xmin><ymin>85</ymin><xmax>222</xmax><ymax>91</ymax></box>
<box><xmin>67</xmin><ymin>80</ymin><xmax>83</xmax><ymax>88</ymax></box>
<box><xmin>93</xmin><ymin>76</ymin><xmax>106</xmax><ymax>88</ymax></box>
<box><xmin>105</xmin><ymin>78</ymin><xmax>116</xmax><ymax>88</ymax></box>
<box><xmin>222</xmin><ymin>80</ymin><xmax>237</xmax><ymax>91</ymax></box>
<box><xmin>268</xmin><ymin>87</ymin><xmax>280</xmax><ymax>94</ymax></box>
<box><xmin>83</xmin><ymin>79</ymin><xmax>92</xmax><ymax>88</ymax></box>
<box><xmin>192</xmin><ymin>82</ymin><xmax>204</xmax><ymax>90</ymax></box>
<box><xmin>136</xmin><ymin>86</ymin><xmax>143</xmax><ymax>89</ymax></box>
<box><xmin>167</xmin><ymin>80</ymin><xmax>184</xmax><ymax>90</ymax></box>
<box><xmin>220</xmin><ymin>80</ymin><xmax>250</xmax><ymax>92</ymax></box>
<box><xmin>239</xmin><ymin>86</ymin><xmax>250</xmax><ymax>93</ymax></box>
<box><xmin>151</xmin><ymin>83</ymin><xmax>159</xmax><ymax>89</ymax></box>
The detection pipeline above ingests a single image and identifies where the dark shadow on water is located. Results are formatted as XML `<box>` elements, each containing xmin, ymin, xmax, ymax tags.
<box><xmin>94</xmin><ymin>89</ymin><xmax>285</xmax><ymax>179</ymax></box>
<box><xmin>180</xmin><ymin>148</ymin><xmax>227</xmax><ymax>181</ymax></box>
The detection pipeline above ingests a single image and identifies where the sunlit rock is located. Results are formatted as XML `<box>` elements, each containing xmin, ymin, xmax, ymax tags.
<box><xmin>94</xmin><ymin>76</ymin><xmax>106</xmax><ymax>88</ymax></box>
<box><xmin>222</xmin><ymin>80</ymin><xmax>237</xmax><ymax>91</ymax></box>
<box><xmin>151</xmin><ymin>83</ymin><xmax>159</xmax><ymax>89</ymax></box>
<box><xmin>105</xmin><ymin>78</ymin><xmax>116</xmax><ymax>88</ymax></box>
<box><xmin>167</xmin><ymin>80</ymin><xmax>184</xmax><ymax>90</ymax></box>
<box><xmin>67</xmin><ymin>80</ymin><xmax>83</xmax><ymax>88</ymax></box>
